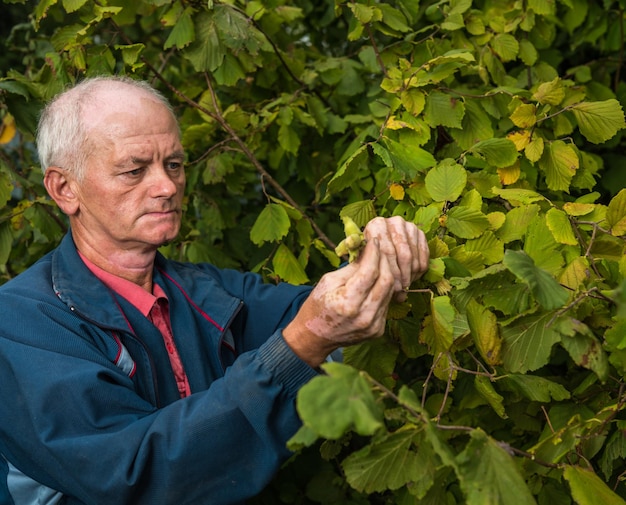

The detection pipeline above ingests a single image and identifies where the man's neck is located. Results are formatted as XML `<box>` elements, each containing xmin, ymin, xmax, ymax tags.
<box><xmin>74</xmin><ymin>238</ymin><xmax>156</xmax><ymax>292</ymax></box>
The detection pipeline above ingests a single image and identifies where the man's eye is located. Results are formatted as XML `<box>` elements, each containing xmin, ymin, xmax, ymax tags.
<box><xmin>126</xmin><ymin>168</ymin><xmax>144</xmax><ymax>177</ymax></box>
<box><xmin>167</xmin><ymin>161</ymin><xmax>183</xmax><ymax>171</ymax></box>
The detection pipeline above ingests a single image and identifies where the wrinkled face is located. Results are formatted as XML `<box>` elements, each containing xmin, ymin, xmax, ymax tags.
<box><xmin>70</xmin><ymin>89</ymin><xmax>185</xmax><ymax>253</ymax></box>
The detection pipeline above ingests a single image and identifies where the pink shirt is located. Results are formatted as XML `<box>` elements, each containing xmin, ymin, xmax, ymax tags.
<box><xmin>79</xmin><ymin>252</ymin><xmax>191</xmax><ymax>398</ymax></box>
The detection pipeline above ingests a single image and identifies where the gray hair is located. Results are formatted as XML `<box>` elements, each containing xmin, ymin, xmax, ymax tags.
<box><xmin>36</xmin><ymin>75</ymin><xmax>176</xmax><ymax>180</ymax></box>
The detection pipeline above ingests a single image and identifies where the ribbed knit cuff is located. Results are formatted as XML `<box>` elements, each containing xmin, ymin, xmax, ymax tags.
<box><xmin>257</xmin><ymin>331</ymin><xmax>320</xmax><ymax>397</ymax></box>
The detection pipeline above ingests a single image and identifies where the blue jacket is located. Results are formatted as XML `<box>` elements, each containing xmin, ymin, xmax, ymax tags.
<box><xmin>0</xmin><ymin>232</ymin><xmax>317</xmax><ymax>504</ymax></box>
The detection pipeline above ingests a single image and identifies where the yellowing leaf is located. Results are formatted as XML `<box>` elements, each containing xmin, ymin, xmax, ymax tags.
<box><xmin>510</xmin><ymin>103</ymin><xmax>537</xmax><ymax>128</ymax></box>
<box><xmin>563</xmin><ymin>202</ymin><xmax>596</xmax><ymax>216</ymax></box>
<box><xmin>466</xmin><ymin>299</ymin><xmax>502</xmax><ymax>366</ymax></box>
<box><xmin>532</xmin><ymin>77</ymin><xmax>565</xmax><ymax>105</ymax></box>
<box><xmin>507</xmin><ymin>130</ymin><xmax>531</xmax><ymax>151</ymax></box>
<box><xmin>524</xmin><ymin>135</ymin><xmax>544</xmax><ymax>162</ymax></box>
<box><xmin>607</xmin><ymin>188</ymin><xmax>626</xmax><ymax>236</ymax></box>
<box><xmin>400</xmin><ymin>88</ymin><xmax>426</xmax><ymax>115</ymax></box>
<box><xmin>273</xmin><ymin>243</ymin><xmax>309</xmax><ymax>285</ymax></box>
<box><xmin>564</xmin><ymin>465</ymin><xmax>626</xmax><ymax>505</ymax></box>
<box><xmin>422</xmin><ymin>296</ymin><xmax>456</xmax><ymax>354</ymax></box>
<box><xmin>0</xmin><ymin>115</ymin><xmax>16</xmax><ymax>145</ymax></box>
<box><xmin>389</xmin><ymin>183</ymin><xmax>405</xmax><ymax>201</ymax></box>
<box><xmin>570</xmin><ymin>99</ymin><xmax>626</xmax><ymax>144</ymax></box>
<box><xmin>498</xmin><ymin>161</ymin><xmax>521</xmax><ymax>185</ymax></box>
<box><xmin>487</xmin><ymin>211</ymin><xmax>506</xmax><ymax>230</ymax></box>
<box><xmin>385</xmin><ymin>116</ymin><xmax>411</xmax><ymax>130</ymax></box>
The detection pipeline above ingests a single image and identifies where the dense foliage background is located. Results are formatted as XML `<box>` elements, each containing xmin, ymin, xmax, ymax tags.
<box><xmin>2</xmin><ymin>1</ymin><xmax>626</xmax><ymax>503</ymax></box>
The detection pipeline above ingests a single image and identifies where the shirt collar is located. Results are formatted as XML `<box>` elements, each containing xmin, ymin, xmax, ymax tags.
<box><xmin>77</xmin><ymin>251</ymin><xmax>167</xmax><ymax>317</ymax></box>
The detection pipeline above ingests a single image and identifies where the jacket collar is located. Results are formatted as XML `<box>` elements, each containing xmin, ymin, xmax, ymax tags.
<box><xmin>50</xmin><ymin>231</ymin><xmax>242</xmax><ymax>334</ymax></box>
<box><xmin>51</xmin><ymin>232</ymin><xmax>132</xmax><ymax>331</ymax></box>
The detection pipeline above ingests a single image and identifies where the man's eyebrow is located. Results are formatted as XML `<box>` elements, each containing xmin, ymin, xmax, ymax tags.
<box><xmin>166</xmin><ymin>150</ymin><xmax>186</xmax><ymax>160</ymax></box>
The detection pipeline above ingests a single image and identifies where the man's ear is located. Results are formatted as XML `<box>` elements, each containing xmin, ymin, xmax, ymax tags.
<box><xmin>43</xmin><ymin>167</ymin><xmax>80</xmax><ymax>215</ymax></box>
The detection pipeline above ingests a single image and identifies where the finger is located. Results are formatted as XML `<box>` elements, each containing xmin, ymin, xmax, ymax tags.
<box><xmin>346</xmin><ymin>236</ymin><xmax>382</xmax><ymax>296</ymax></box>
<box><xmin>364</xmin><ymin>218</ymin><xmax>404</xmax><ymax>291</ymax></box>
<box><xmin>362</xmin><ymin>247</ymin><xmax>396</xmax><ymax>337</ymax></box>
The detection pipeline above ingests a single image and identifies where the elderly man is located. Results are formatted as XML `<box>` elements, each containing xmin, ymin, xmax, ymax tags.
<box><xmin>0</xmin><ymin>76</ymin><xmax>429</xmax><ymax>504</ymax></box>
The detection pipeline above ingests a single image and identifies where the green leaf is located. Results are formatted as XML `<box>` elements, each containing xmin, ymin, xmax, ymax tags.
<box><xmin>34</xmin><ymin>0</ymin><xmax>58</xmax><ymax>29</ymax></box>
<box><xmin>163</xmin><ymin>6</ymin><xmax>195</xmax><ymax>50</ymax></box>
<box><xmin>499</xmin><ymin>374</ymin><xmax>571</xmax><ymax>402</ymax></box>
<box><xmin>519</xmin><ymin>39</ymin><xmax>538</xmax><ymax>66</ymax></box>
<box><xmin>474</xmin><ymin>375</ymin><xmax>507</xmax><ymax>418</ymax></box>
<box><xmin>445</xmin><ymin>206</ymin><xmax>491</xmax><ymax>239</ymax></box>
<box><xmin>470</xmin><ymin>138</ymin><xmax>518</xmax><ymax>167</ymax></box>
<box><xmin>546</xmin><ymin>208</ymin><xmax>577</xmax><ymax>245</ymax></box>
<box><xmin>183</xmin><ymin>11</ymin><xmax>225</xmax><ymax>71</ymax></box>
<box><xmin>0</xmin><ymin>170</ymin><xmax>12</xmax><ymax>208</ymax></box>
<box><xmin>450</xmin><ymin>100</ymin><xmax>494</xmax><ymax>150</ymax></box>
<box><xmin>339</xmin><ymin>200</ymin><xmax>377</xmax><ymax>229</ymax></box>
<box><xmin>606</xmin><ymin>188</ymin><xmax>626</xmax><ymax>236</ymax></box>
<box><xmin>490</xmin><ymin>33</ymin><xmax>519</xmax><ymax>62</ymax></box>
<box><xmin>563</xmin><ymin>465</ymin><xmax>626</xmax><ymax>505</ymax></box>
<box><xmin>558</xmin><ymin>319</ymin><xmax>610</xmax><ymax>382</ymax></box>
<box><xmin>342</xmin><ymin>429</ymin><xmax>437</xmax><ymax>494</ymax></box>
<box><xmin>424</xmin><ymin>91</ymin><xmax>465</xmax><ymax>128</ymax></box>
<box><xmin>296</xmin><ymin>362</ymin><xmax>383</xmax><ymax>439</ymax></box>
<box><xmin>327</xmin><ymin>144</ymin><xmax>369</xmax><ymax>195</ymax></box>
<box><xmin>523</xmin><ymin>215</ymin><xmax>563</xmax><ymax>274</ymax></box>
<box><xmin>348</xmin><ymin>3</ymin><xmax>382</xmax><ymax>24</ymax></box>
<box><xmin>501</xmin><ymin>312</ymin><xmax>562</xmax><ymax>373</ymax></box>
<box><xmin>383</xmin><ymin>137</ymin><xmax>436</xmax><ymax>176</ymax></box>
<box><xmin>528</xmin><ymin>0</ymin><xmax>555</xmax><ymax>15</ymax></box>
<box><xmin>249</xmin><ymin>203</ymin><xmax>290</xmax><ymax>245</ymax></box>
<box><xmin>115</xmin><ymin>43</ymin><xmax>145</xmax><ymax>68</ymax></box>
<box><xmin>503</xmin><ymin>250</ymin><xmax>569</xmax><ymax>309</ymax></box>
<box><xmin>465</xmin><ymin>231</ymin><xmax>504</xmax><ymax>265</ymax></box>
<box><xmin>424</xmin><ymin>160</ymin><xmax>467</xmax><ymax>202</ymax></box>
<box><xmin>278</xmin><ymin>123</ymin><xmax>300</xmax><ymax>154</ymax></box>
<box><xmin>0</xmin><ymin>221</ymin><xmax>12</xmax><ymax>267</ymax></box>
<box><xmin>456</xmin><ymin>429</ymin><xmax>537</xmax><ymax>505</ymax></box>
<box><xmin>378</xmin><ymin>3</ymin><xmax>411</xmax><ymax>32</ymax></box>
<box><xmin>343</xmin><ymin>337</ymin><xmax>399</xmax><ymax>388</ymax></box>
<box><xmin>62</xmin><ymin>0</ymin><xmax>87</xmax><ymax>13</ymax></box>
<box><xmin>538</xmin><ymin>140</ymin><xmax>579</xmax><ymax>192</ymax></box>
<box><xmin>570</xmin><ymin>99</ymin><xmax>626</xmax><ymax>144</ymax></box>
<box><xmin>272</xmin><ymin>244</ymin><xmax>309</xmax><ymax>285</ymax></box>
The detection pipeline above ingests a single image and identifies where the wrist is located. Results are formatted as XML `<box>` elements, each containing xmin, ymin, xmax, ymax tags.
<box><xmin>282</xmin><ymin>321</ymin><xmax>338</xmax><ymax>369</ymax></box>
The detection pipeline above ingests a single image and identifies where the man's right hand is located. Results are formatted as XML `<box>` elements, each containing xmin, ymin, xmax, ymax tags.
<box><xmin>283</xmin><ymin>217</ymin><xmax>429</xmax><ymax>368</ymax></box>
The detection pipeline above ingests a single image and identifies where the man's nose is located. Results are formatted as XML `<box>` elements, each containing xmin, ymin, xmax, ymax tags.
<box><xmin>149</xmin><ymin>166</ymin><xmax>179</xmax><ymax>196</ymax></box>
